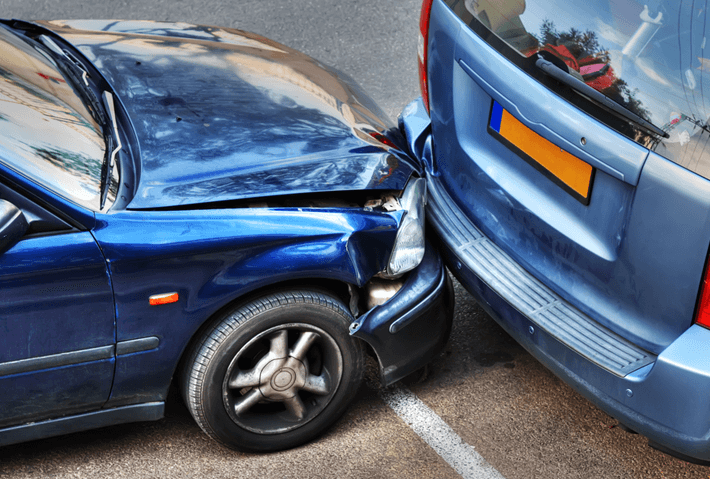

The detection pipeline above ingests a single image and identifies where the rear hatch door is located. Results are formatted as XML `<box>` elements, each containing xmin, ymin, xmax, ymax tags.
<box><xmin>427</xmin><ymin>0</ymin><xmax>710</xmax><ymax>354</ymax></box>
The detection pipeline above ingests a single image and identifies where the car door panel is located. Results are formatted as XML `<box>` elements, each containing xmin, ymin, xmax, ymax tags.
<box><xmin>0</xmin><ymin>231</ymin><xmax>115</xmax><ymax>426</ymax></box>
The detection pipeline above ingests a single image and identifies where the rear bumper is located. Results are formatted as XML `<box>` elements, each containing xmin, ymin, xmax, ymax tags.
<box><xmin>351</xmin><ymin>239</ymin><xmax>454</xmax><ymax>386</ymax></box>
<box><xmin>426</xmin><ymin>172</ymin><xmax>710</xmax><ymax>461</ymax></box>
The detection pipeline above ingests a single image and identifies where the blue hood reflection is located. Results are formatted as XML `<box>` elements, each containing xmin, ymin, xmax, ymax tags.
<box><xmin>40</xmin><ymin>20</ymin><xmax>414</xmax><ymax>209</ymax></box>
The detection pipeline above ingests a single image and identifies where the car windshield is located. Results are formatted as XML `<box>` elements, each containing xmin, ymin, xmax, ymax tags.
<box><xmin>0</xmin><ymin>24</ymin><xmax>108</xmax><ymax>210</ymax></box>
<box><xmin>450</xmin><ymin>0</ymin><xmax>710</xmax><ymax>179</ymax></box>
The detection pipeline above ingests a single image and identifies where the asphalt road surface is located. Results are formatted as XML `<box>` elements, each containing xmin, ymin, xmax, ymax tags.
<box><xmin>1</xmin><ymin>1</ymin><xmax>709</xmax><ymax>477</ymax></box>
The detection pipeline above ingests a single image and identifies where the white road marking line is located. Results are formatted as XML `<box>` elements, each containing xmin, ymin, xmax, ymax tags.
<box><xmin>380</xmin><ymin>386</ymin><xmax>506</xmax><ymax>479</ymax></box>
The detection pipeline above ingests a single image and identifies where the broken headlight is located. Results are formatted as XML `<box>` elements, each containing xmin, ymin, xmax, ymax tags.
<box><xmin>385</xmin><ymin>178</ymin><xmax>426</xmax><ymax>277</ymax></box>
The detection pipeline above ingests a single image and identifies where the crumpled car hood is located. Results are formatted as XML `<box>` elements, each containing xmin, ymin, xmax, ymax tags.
<box><xmin>40</xmin><ymin>20</ymin><xmax>414</xmax><ymax>209</ymax></box>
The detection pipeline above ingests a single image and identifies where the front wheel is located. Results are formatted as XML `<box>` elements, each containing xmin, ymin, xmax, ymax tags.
<box><xmin>181</xmin><ymin>291</ymin><xmax>364</xmax><ymax>452</ymax></box>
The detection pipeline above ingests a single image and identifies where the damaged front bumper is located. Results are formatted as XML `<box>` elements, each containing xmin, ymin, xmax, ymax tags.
<box><xmin>349</xmin><ymin>239</ymin><xmax>454</xmax><ymax>386</ymax></box>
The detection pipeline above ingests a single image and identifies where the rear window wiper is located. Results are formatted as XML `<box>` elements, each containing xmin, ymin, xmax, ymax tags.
<box><xmin>535</xmin><ymin>56</ymin><xmax>669</xmax><ymax>139</ymax></box>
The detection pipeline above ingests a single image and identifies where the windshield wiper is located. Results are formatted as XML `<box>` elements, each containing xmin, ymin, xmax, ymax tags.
<box><xmin>535</xmin><ymin>56</ymin><xmax>669</xmax><ymax>139</ymax></box>
<box><xmin>38</xmin><ymin>35</ymin><xmax>120</xmax><ymax>209</ymax></box>
<box><xmin>99</xmin><ymin>91</ymin><xmax>122</xmax><ymax>210</ymax></box>
<box><xmin>38</xmin><ymin>35</ymin><xmax>108</xmax><ymax>127</ymax></box>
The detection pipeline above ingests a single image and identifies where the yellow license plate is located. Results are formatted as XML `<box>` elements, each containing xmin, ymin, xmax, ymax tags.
<box><xmin>488</xmin><ymin>101</ymin><xmax>594</xmax><ymax>204</ymax></box>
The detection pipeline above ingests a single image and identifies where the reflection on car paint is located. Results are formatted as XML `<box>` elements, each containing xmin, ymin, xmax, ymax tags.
<box><xmin>38</xmin><ymin>20</ymin><xmax>410</xmax><ymax>209</ymax></box>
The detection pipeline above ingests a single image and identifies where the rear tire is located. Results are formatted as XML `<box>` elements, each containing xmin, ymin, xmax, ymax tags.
<box><xmin>181</xmin><ymin>290</ymin><xmax>364</xmax><ymax>452</ymax></box>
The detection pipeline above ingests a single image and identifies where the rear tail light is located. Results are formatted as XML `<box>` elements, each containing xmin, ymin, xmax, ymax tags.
<box><xmin>418</xmin><ymin>0</ymin><xmax>434</xmax><ymax>113</ymax></box>
<box><xmin>695</xmin><ymin>262</ymin><xmax>710</xmax><ymax>329</ymax></box>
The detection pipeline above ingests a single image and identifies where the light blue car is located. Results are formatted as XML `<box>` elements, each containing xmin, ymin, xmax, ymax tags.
<box><xmin>403</xmin><ymin>0</ymin><xmax>710</xmax><ymax>463</ymax></box>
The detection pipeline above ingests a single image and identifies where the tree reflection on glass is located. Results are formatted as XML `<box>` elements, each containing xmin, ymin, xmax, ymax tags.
<box><xmin>537</xmin><ymin>20</ymin><xmax>651</xmax><ymax>123</ymax></box>
<box><xmin>32</xmin><ymin>147</ymin><xmax>101</xmax><ymax>186</ymax></box>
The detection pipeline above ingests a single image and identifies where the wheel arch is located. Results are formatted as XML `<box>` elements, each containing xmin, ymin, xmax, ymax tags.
<box><xmin>173</xmin><ymin>283</ymin><xmax>367</xmax><ymax>451</ymax></box>
<box><xmin>171</xmin><ymin>276</ymin><xmax>356</xmax><ymax>395</ymax></box>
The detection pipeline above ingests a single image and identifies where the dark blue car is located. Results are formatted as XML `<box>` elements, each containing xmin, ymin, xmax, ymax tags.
<box><xmin>0</xmin><ymin>19</ymin><xmax>453</xmax><ymax>452</ymax></box>
<box><xmin>404</xmin><ymin>0</ymin><xmax>710</xmax><ymax>464</ymax></box>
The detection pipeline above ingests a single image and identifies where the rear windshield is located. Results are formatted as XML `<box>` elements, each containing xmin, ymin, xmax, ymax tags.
<box><xmin>445</xmin><ymin>0</ymin><xmax>710</xmax><ymax>179</ymax></box>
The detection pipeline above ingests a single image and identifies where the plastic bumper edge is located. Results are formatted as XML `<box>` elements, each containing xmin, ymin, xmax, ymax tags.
<box><xmin>351</xmin><ymin>239</ymin><xmax>454</xmax><ymax>386</ymax></box>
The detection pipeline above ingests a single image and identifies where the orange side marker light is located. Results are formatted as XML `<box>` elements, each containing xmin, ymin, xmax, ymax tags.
<box><xmin>149</xmin><ymin>292</ymin><xmax>179</xmax><ymax>306</ymax></box>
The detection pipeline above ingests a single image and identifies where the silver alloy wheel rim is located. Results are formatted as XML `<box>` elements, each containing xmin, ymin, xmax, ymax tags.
<box><xmin>222</xmin><ymin>323</ymin><xmax>343</xmax><ymax>435</ymax></box>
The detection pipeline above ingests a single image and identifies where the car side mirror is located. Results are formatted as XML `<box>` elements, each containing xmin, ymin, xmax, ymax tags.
<box><xmin>0</xmin><ymin>199</ymin><xmax>28</xmax><ymax>255</ymax></box>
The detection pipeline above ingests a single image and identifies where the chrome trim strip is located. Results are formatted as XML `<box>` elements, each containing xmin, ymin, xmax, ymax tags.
<box><xmin>116</xmin><ymin>337</ymin><xmax>160</xmax><ymax>356</ymax></box>
<box><xmin>0</xmin><ymin>345</ymin><xmax>114</xmax><ymax>377</ymax></box>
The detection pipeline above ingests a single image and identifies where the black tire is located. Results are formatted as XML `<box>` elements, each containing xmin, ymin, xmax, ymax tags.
<box><xmin>181</xmin><ymin>290</ymin><xmax>364</xmax><ymax>452</ymax></box>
